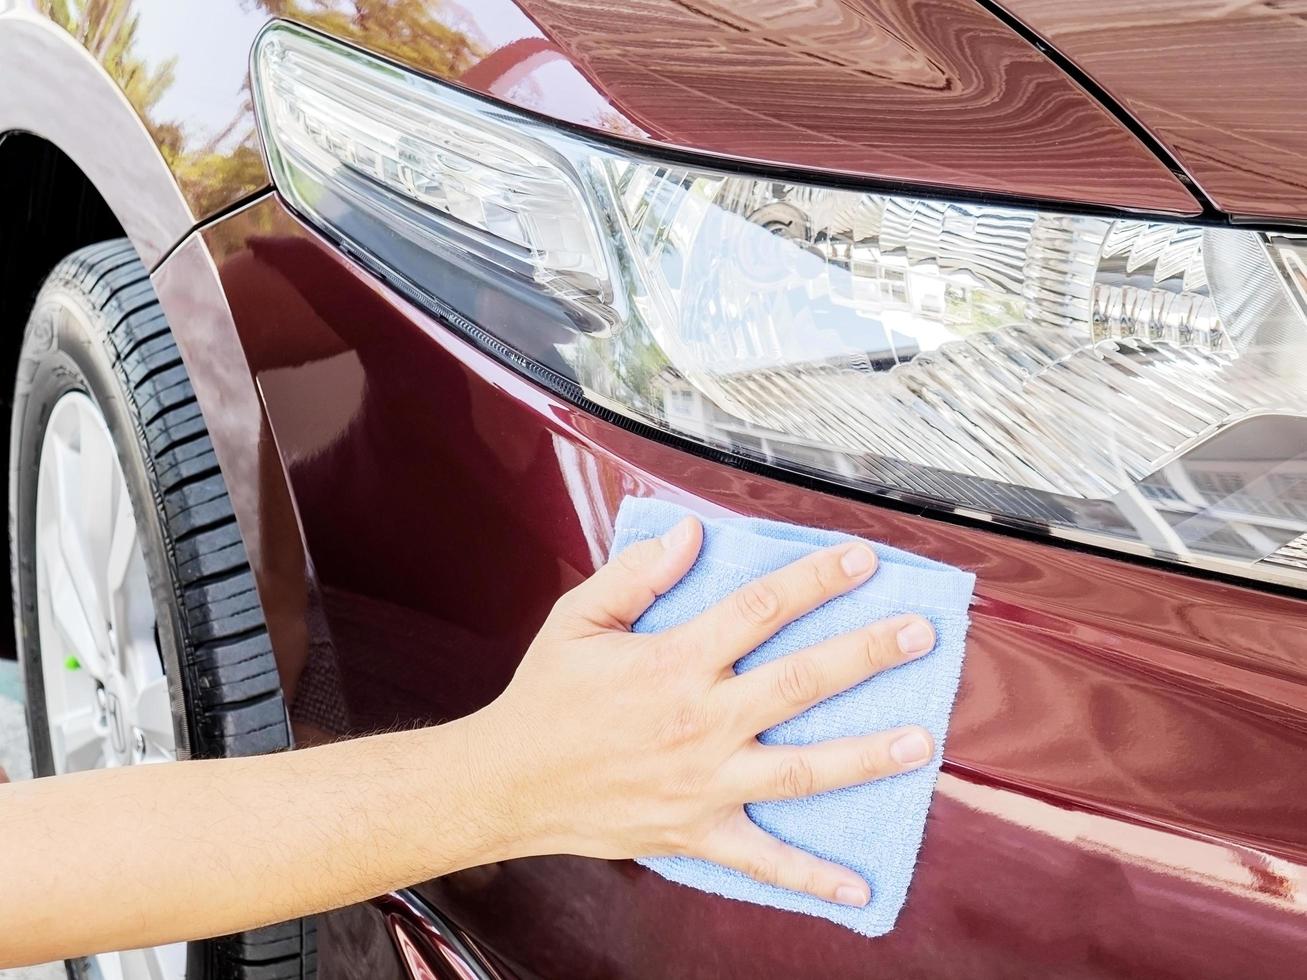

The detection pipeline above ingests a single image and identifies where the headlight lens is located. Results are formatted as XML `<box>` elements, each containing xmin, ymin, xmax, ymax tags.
<box><xmin>254</xmin><ymin>24</ymin><xmax>1307</xmax><ymax>586</ymax></box>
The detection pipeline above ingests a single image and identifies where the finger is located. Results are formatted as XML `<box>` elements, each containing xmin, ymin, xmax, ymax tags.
<box><xmin>729</xmin><ymin>615</ymin><xmax>936</xmax><ymax>733</ymax></box>
<box><xmin>704</xmin><ymin>809</ymin><xmax>870</xmax><ymax>907</ymax></box>
<box><xmin>679</xmin><ymin>541</ymin><xmax>879</xmax><ymax>668</ymax></box>
<box><xmin>725</xmin><ymin>726</ymin><xmax>934</xmax><ymax>803</ymax></box>
<box><xmin>556</xmin><ymin>515</ymin><xmax>702</xmax><ymax>632</ymax></box>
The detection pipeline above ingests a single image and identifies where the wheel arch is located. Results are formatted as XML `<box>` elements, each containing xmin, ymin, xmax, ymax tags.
<box><xmin>0</xmin><ymin>132</ymin><xmax>131</xmax><ymax>657</ymax></box>
<box><xmin>0</xmin><ymin>12</ymin><xmax>320</xmax><ymax>717</ymax></box>
<box><xmin>0</xmin><ymin>140</ymin><xmax>314</xmax><ymax>718</ymax></box>
<box><xmin>0</xmin><ymin>12</ymin><xmax>198</xmax><ymax>660</ymax></box>
<box><xmin>0</xmin><ymin>11</ymin><xmax>195</xmax><ymax>267</ymax></box>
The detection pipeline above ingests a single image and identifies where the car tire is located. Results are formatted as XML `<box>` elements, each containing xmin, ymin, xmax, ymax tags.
<box><xmin>9</xmin><ymin>239</ymin><xmax>316</xmax><ymax>980</ymax></box>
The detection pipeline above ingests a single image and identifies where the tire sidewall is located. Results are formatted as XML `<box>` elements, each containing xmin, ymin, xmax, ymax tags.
<box><xmin>10</xmin><ymin>275</ymin><xmax>195</xmax><ymax>778</ymax></box>
<box><xmin>11</xmin><ymin>247</ymin><xmax>308</xmax><ymax>978</ymax></box>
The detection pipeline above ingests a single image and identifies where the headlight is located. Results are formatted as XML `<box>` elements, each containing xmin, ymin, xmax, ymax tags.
<box><xmin>253</xmin><ymin>23</ymin><xmax>1307</xmax><ymax>586</ymax></box>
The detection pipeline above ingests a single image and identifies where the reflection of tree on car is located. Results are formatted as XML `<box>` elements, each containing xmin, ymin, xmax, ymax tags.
<box><xmin>40</xmin><ymin>0</ymin><xmax>482</xmax><ymax>216</ymax></box>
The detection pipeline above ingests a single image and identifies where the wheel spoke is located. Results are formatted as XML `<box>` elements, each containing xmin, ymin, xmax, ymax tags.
<box><xmin>94</xmin><ymin>951</ymin><xmax>128</xmax><ymax>980</ymax></box>
<box><xmin>115</xmin><ymin>941</ymin><xmax>186</xmax><ymax>980</ymax></box>
<box><xmin>132</xmin><ymin>673</ymin><xmax>176</xmax><ymax>759</ymax></box>
<box><xmin>75</xmin><ymin>398</ymin><xmax>117</xmax><ymax>587</ymax></box>
<box><xmin>35</xmin><ymin>391</ymin><xmax>187</xmax><ymax>978</ymax></box>
<box><xmin>51</xmin><ymin>705</ymin><xmax>105</xmax><ymax>773</ymax></box>
<box><xmin>108</xmin><ymin>503</ymin><xmax>155</xmax><ymax>677</ymax></box>
<box><xmin>49</xmin><ymin>425</ymin><xmax>111</xmax><ymax>668</ymax></box>
<box><xmin>91</xmin><ymin>949</ymin><xmax>128</xmax><ymax>980</ymax></box>
<box><xmin>105</xmin><ymin>482</ymin><xmax>138</xmax><ymax>612</ymax></box>
<box><xmin>43</xmin><ymin>518</ymin><xmax>104</xmax><ymax>676</ymax></box>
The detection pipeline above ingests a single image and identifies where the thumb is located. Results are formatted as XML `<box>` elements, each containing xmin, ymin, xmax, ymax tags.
<box><xmin>559</xmin><ymin>516</ymin><xmax>702</xmax><ymax>633</ymax></box>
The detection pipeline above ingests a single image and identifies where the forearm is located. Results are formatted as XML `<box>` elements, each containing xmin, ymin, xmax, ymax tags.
<box><xmin>0</xmin><ymin>524</ymin><xmax>934</xmax><ymax>967</ymax></box>
<box><xmin>0</xmin><ymin>716</ymin><xmax>514</xmax><ymax>967</ymax></box>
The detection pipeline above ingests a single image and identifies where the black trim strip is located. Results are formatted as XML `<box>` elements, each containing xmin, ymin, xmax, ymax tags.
<box><xmin>973</xmin><ymin>0</ymin><xmax>1223</xmax><ymax>219</ymax></box>
<box><xmin>313</xmin><ymin>206</ymin><xmax>1307</xmax><ymax>604</ymax></box>
<box><xmin>240</xmin><ymin>22</ymin><xmax>1307</xmax><ymax>602</ymax></box>
<box><xmin>272</xmin><ymin>16</ymin><xmax>1307</xmax><ymax>235</ymax></box>
<box><xmin>149</xmin><ymin>187</ymin><xmax>273</xmax><ymax>275</ymax></box>
<box><xmin>274</xmin><ymin>18</ymin><xmax>1217</xmax><ymax>227</ymax></box>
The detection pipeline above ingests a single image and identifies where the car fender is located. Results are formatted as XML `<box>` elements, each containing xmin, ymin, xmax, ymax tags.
<box><xmin>0</xmin><ymin>9</ymin><xmax>312</xmax><ymax>709</ymax></box>
<box><xmin>0</xmin><ymin>7</ymin><xmax>193</xmax><ymax>267</ymax></box>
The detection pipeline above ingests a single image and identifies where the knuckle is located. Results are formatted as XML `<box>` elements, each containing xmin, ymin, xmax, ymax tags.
<box><xmin>746</xmin><ymin>856</ymin><xmax>780</xmax><ymax>887</ymax></box>
<box><xmin>807</xmin><ymin>557</ymin><xmax>837</xmax><ymax>595</ymax></box>
<box><xmin>774</xmin><ymin>656</ymin><xmax>821</xmax><ymax>708</ymax></box>
<box><xmin>640</xmin><ymin>638</ymin><xmax>683</xmax><ymax>683</ymax></box>
<box><xmin>546</xmin><ymin>592</ymin><xmax>574</xmax><ymax>622</ymax></box>
<box><xmin>662</xmin><ymin>701</ymin><xmax>711</xmax><ymax>747</ymax></box>
<box><xmin>644</xmin><ymin>634</ymin><xmax>710</xmax><ymax>688</ymax></box>
<box><xmin>659</xmin><ymin>821</ymin><xmax>697</xmax><ymax>855</ymax></box>
<box><xmin>735</xmin><ymin>580</ymin><xmax>783</xmax><ymax>628</ymax></box>
<box><xmin>655</xmin><ymin>630</ymin><xmax>698</xmax><ymax>667</ymax></box>
<box><xmin>776</xmin><ymin>753</ymin><xmax>818</xmax><ymax>798</ymax></box>
<box><xmin>862</xmin><ymin>629</ymin><xmax>897</xmax><ymax>672</ymax></box>
<box><xmin>663</xmin><ymin>769</ymin><xmax>708</xmax><ymax>810</ymax></box>
<box><xmin>859</xmin><ymin>742</ymin><xmax>892</xmax><ymax>776</ymax></box>
<box><xmin>802</xmin><ymin>869</ymin><xmax>827</xmax><ymax>899</ymax></box>
<box><xmin>615</xmin><ymin>540</ymin><xmax>654</xmax><ymax>574</ymax></box>
<box><xmin>544</xmin><ymin>592</ymin><xmax>585</xmax><ymax>633</ymax></box>
<box><xmin>640</xmin><ymin>657</ymin><xmax>678</xmax><ymax>696</ymax></box>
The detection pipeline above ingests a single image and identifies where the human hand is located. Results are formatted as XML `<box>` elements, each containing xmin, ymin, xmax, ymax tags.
<box><xmin>472</xmin><ymin>514</ymin><xmax>938</xmax><ymax>908</ymax></box>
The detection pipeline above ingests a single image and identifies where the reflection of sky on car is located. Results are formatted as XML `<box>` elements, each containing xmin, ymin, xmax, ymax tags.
<box><xmin>129</xmin><ymin>0</ymin><xmax>270</xmax><ymax>151</ymax></box>
<box><xmin>448</xmin><ymin>0</ymin><xmax>644</xmax><ymax>133</ymax></box>
<box><xmin>128</xmin><ymin>0</ymin><xmax>633</xmax><ymax>155</ymax></box>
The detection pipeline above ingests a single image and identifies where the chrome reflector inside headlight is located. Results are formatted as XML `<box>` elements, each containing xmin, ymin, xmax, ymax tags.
<box><xmin>254</xmin><ymin>24</ymin><xmax>1307</xmax><ymax>585</ymax></box>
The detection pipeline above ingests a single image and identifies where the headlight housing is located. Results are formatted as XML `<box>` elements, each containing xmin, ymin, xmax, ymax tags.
<box><xmin>253</xmin><ymin>23</ymin><xmax>1307</xmax><ymax>587</ymax></box>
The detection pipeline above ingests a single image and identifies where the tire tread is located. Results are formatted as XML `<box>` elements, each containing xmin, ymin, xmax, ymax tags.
<box><xmin>36</xmin><ymin>241</ymin><xmax>315</xmax><ymax>978</ymax></box>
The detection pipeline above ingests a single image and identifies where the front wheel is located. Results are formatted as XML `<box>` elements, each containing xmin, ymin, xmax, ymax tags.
<box><xmin>10</xmin><ymin>240</ymin><xmax>315</xmax><ymax>979</ymax></box>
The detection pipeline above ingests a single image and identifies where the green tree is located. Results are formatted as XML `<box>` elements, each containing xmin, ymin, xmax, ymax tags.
<box><xmin>41</xmin><ymin>1</ymin><xmax>481</xmax><ymax>215</ymax></box>
<box><xmin>242</xmin><ymin>1</ymin><xmax>481</xmax><ymax>78</ymax></box>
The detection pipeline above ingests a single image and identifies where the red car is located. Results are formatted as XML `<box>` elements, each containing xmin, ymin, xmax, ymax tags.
<box><xmin>2</xmin><ymin>2</ymin><xmax>1305</xmax><ymax>978</ymax></box>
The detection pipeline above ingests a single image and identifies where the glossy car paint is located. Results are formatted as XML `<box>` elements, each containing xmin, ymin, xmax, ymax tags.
<box><xmin>0</xmin><ymin>6</ymin><xmax>193</xmax><ymax>264</ymax></box>
<box><xmin>149</xmin><ymin>230</ymin><xmax>315</xmax><ymax>712</ymax></box>
<box><xmin>10</xmin><ymin>0</ymin><xmax>1303</xmax><ymax>260</ymax></box>
<box><xmin>148</xmin><ymin>195</ymin><xmax>1307</xmax><ymax>978</ymax></box>
<box><xmin>323</xmin><ymin>0</ymin><xmax>1198</xmax><ymax>213</ymax></box>
<box><xmin>998</xmin><ymin>0</ymin><xmax>1307</xmax><ymax>223</ymax></box>
<box><xmin>4</xmin><ymin>0</ymin><xmax>1205</xmax><ymax>226</ymax></box>
<box><xmin>5</xmin><ymin>0</ymin><xmax>1307</xmax><ymax>977</ymax></box>
<box><xmin>0</xmin><ymin>0</ymin><xmax>270</xmax><ymax>224</ymax></box>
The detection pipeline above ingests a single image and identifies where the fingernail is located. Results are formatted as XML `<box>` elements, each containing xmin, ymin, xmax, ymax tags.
<box><xmin>661</xmin><ymin>517</ymin><xmax>693</xmax><ymax>549</ymax></box>
<box><xmin>896</xmin><ymin>619</ymin><xmax>935</xmax><ymax>658</ymax></box>
<box><xmin>839</xmin><ymin>544</ymin><xmax>876</xmax><ymax>578</ymax></box>
<box><xmin>890</xmin><ymin>730</ymin><xmax>932</xmax><ymax>767</ymax></box>
<box><xmin>834</xmin><ymin>883</ymin><xmax>870</xmax><ymax>907</ymax></box>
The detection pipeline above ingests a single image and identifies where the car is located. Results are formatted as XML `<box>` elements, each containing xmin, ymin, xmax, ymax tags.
<box><xmin>2</xmin><ymin>0</ymin><xmax>1306</xmax><ymax>977</ymax></box>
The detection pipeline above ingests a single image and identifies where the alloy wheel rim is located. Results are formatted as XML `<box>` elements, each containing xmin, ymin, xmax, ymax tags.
<box><xmin>34</xmin><ymin>390</ymin><xmax>187</xmax><ymax>980</ymax></box>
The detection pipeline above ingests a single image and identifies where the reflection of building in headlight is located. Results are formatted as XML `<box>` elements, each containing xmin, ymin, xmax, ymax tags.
<box><xmin>1137</xmin><ymin>415</ymin><xmax>1307</xmax><ymax>567</ymax></box>
<box><xmin>667</xmin><ymin>367</ymin><xmax>1307</xmax><ymax>571</ymax></box>
<box><xmin>254</xmin><ymin>23</ymin><xmax>1307</xmax><ymax>587</ymax></box>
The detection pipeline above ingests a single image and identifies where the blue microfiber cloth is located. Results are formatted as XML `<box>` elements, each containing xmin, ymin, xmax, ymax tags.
<box><xmin>611</xmin><ymin>496</ymin><xmax>976</xmax><ymax>937</ymax></box>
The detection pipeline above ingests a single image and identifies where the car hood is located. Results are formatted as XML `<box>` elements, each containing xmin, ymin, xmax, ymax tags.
<box><xmin>997</xmin><ymin>0</ymin><xmax>1307</xmax><ymax>223</ymax></box>
<box><xmin>322</xmin><ymin>0</ymin><xmax>1198</xmax><ymax>215</ymax></box>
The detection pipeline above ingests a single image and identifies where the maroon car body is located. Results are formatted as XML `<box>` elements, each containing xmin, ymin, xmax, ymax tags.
<box><xmin>3</xmin><ymin>2</ymin><xmax>1306</xmax><ymax>978</ymax></box>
